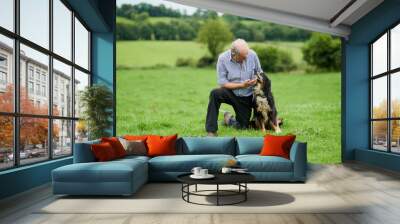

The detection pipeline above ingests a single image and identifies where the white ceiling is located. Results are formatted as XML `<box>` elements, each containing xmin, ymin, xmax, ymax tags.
<box><xmin>168</xmin><ymin>0</ymin><xmax>384</xmax><ymax>37</ymax></box>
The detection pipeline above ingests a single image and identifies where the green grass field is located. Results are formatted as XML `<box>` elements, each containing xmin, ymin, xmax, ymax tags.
<box><xmin>116</xmin><ymin>40</ymin><xmax>341</xmax><ymax>164</ymax></box>
<box><xmin>117</xmin><ymin>41</ymin><xmax>304</xmax><ymax>68</ymax></box>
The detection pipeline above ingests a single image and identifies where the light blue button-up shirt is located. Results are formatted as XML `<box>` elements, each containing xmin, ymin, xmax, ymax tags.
<box><xmin>216</xmin><ymin>49</ymin><xmax>263</xmax><ymax>97</ymax></box>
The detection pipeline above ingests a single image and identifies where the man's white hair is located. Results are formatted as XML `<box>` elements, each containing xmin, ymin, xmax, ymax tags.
<box><xmin>231</xmin><ymin>39</ymin><xmax>249</xmax><ymax>54</ymax></box>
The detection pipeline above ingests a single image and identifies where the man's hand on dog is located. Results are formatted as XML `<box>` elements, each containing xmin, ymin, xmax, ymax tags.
<box><xmin>242</xmin><ymin>79</ymin><xmax>257</xmax><ymax>88</ymax></box>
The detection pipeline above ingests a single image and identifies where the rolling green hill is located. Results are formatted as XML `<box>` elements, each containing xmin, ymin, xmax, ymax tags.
<box><xmin>117</xmin><ymin>40</ymin><xmax>305</xmax><ymax>68</ymax></box>
<box><xmin>116</xmin><ymin>16</ymin><xmax>135</xmax><ymax>25</ymax></box>
<box><xmin>118</xmin><ymin>16</ymin><xmax>178</xmax><ymax>24</ymax></box>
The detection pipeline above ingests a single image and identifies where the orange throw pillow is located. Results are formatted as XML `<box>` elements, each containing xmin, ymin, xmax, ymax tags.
<box><xmin>124</xmin><ymin>135</ymin><xmax>150</xmax><ymax>141</ymax></box>
<box><xmin>260</xmin><ymin>134</ymin><xmax>296</xmax><ymax>159</ymax></box>
<box><xmin>146</xmin><ymin>134</ymin><xmax>178</xmax><ymax>157</ymax></box>
<box><xmin>91</xmin><ymin>142</ymin><xmax>117</xmax><ymax>162</ymax></box>
<box><xmin>101</xmin><ymin>137</ymin><xmax>127</xmax><ymax>158</ymax></box>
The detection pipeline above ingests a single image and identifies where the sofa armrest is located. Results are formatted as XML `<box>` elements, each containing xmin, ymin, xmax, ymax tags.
<box><xmin>289</xmin><ymin>141</ymin><xmax>307</xmax><ymax>182</ymax></box>
<box><xmin>73</xmin><ymin>140</ymin><xmax>100</xmax><ymax>163</ymax></box>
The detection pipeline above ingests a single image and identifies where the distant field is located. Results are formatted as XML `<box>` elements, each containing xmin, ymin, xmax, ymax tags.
<box><xmin>117</xmin><ymin>16</ymin><xmax>178</xmax><ymax>24</ymax></box>
<box><xmin>117</xmin><ymin>41</ymin><xmax>208</xmax><ymax>68</ymax></box>
<box><xmin>148</xmin><ymin>17</ymin><xmax>177</xmax><ymax>24</ymax></box>
<box><xmin>117</xmin><ymin>40</ymin><xmax>305</xmax><ymax>68</ymax></box>
<box><xmin>116</xmin><ymin>16</ymin><xmax>135</xmax><ymax>25</ymax></box>
<box><xmin>117</xmin><ymin>67</ymin><xmax>341</xmax><ymax>164</ymax></box>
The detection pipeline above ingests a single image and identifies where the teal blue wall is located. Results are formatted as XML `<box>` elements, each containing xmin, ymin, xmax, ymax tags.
<box><xmin>91</xmin><ymin>0</ymin><xmax>116</xmax><ymax>135</ymax></box>
<box><xmin>0</xmin><ymin>0</ymin><xmax>116</xmax><ymax>200</ymax></box>
<box><xmin>343</xmin><ymin>0</ymin><xmax>400</xmax><ymax>171</ymax></box>
<box><xmin>92</xmin><ymin>32</ymin><xmax>115</xmax><ymax>135</ymax></box>
<box><xmin>0</xmin><ymin>158</ymin><xmax>72</xmax><ymax>199</ymax></box>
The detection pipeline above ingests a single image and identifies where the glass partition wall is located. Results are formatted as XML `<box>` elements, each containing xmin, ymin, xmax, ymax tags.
<box><xmin>0</xmin><ymin>0</ymin><xmax>91</xmax><ymax>170</ymax></box>
<box><xmin>370</xmin><ymin>23</ymin><xmax>400</xmax><ymax>153</ymax></box>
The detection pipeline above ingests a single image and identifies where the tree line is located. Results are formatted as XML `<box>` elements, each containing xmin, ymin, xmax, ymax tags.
<box><xmin>181</xmin><ymin>19</ymin><xmax>340</xmax><ymax>72</ymax></box>
<box><xmin>116</xmin><ymin>3</ymin><xmax>311</xmax><ymax>42</ymax></box>
<box><xmin>117</xmin><ymin>3</ymin><xmax>341</xmax><ymax>72</ymax></box>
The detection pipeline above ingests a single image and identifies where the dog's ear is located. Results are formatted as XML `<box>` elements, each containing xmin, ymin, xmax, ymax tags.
<box><xmin>263</xmin><ymin>73</ymin><xmax>271</xmax><ymax>89</ymax></box>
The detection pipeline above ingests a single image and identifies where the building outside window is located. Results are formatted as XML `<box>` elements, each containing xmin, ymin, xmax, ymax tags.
<box><xmin>28</xmin><ymin>66</ymin><xmax>34</xmax><ymax>80</ymax></box>
<box><xmin>0</xmin><ymin>71</ymin><xmax>6</xmax><ymax>84</ymax></box>
<box><xmin>0</xmin><ymin>54</ymin><xmax>7</xmax><ymax>67</ymax></box>
<box><xmin>0</xmin><ymin>0</ymin><xmax>91</xmax><ymax>170</ymax></box>
<box><xmin>0</xmin><ymin>54</ymin><xmax>7</xmax><ymax>89</ymax></box>
<box><xmin>0</xmin><ymin>71</ymin><xmax>7</xmax><ymax>92</ymax></box>
<box><xmin>28</xmin><ymin>81</ymin><xmax>34</xmax><ymax>94</ymax></box>
<box><xmin>35</xmin><ymin>83</ymin><xmax>40</xmax><ymax>95</ymax></box>
<box><xmin>41</xmin><ymin>73</ymin><xmax>46</xmax><ymax>83</ymax></box>
<box><xmin>41</xmin><ymin>85</ymin><xmax>46</xmax><ymax>97</ymax></box>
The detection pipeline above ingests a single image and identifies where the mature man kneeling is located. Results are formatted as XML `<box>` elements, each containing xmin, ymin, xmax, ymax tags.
<box><xmin>205</xmin><ymin>39</ymin><xmax>263</xmax><ymax>137</ymax></box>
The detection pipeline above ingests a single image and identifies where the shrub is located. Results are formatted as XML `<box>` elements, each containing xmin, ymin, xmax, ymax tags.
<box><xmin>197</xmin><ymin>19</ymin><xmax>233</xmax><ymax>59</ymax></box>
<box><xmin>176</xmin><ymin>57</ymin><xmax>195</xmax><ymax>67</ymax></box>
<box><xmin>196</xmin><ymin>56</ymin><xmax>215</xmax><ymax>68</ymax></box>
<box><xmin>252</xmin><ymin>45</ymin><xmax>297</xmax><ymax>73</ymax></box>
<box><xmin>80</xmin><ymin>84</ymin><xmax>113</xmax><ymax>140</ymax></box>
<box><xmin>302</xmin><ymin>33</ymin><xmax>341</xmax><ymax>71</ymax></box>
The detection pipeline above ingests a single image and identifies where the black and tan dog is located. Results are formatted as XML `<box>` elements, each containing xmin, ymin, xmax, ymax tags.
<box><xmin>252</xmin><ymin>72</ymin><xmax>281</xmax><ymax>133</ymax></box>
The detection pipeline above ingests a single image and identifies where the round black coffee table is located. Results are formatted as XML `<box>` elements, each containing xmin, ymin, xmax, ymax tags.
<box><xmin>177</xmin><ymin>173</ymin><xmax>255</xmax><ymax>206</ymax></box>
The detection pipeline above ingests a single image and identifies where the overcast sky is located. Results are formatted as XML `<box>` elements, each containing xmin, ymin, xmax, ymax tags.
<box><xmin>117</xmin><ymin>0</ymin><xmax>199</xmax><ymax>15</ymax></box>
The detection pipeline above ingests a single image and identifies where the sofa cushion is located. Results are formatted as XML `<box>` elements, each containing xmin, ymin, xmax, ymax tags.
<box><xmin>116</xmin><ymin>155</ymin><xmax>150</xmax><ymax>163</ymax></box>
<box><xmin>53</xmin><ymin>159</ymin><xmax>147</xmax><ymax>183</ymax></box>
<box><xmin>149</xmin><ymin>154</ymin><xmax>235</xmax><ymax>172</ymax></box>
<box><xmin>147</xmin><ymin>134</ymin><xmax>178</xmax><ymax>157</ymax></box>
<box><xmin>260</xmin><ymin>134</ymin><xmax>296</xmax><ymax>159</ymax></box>
<box><xmin>236</xmin><ymin>155</ymin><xmax>293</xmax><ymax>172</ymax></box>
<box><xmin>177</xmin><ymin>137</ymin><xmax>236</xmax><ymax>155</ymax></box>
<box><xmin>119</xmin><ymin>138</ymin><xmax>147</xmax><ymax>156</ymax></box>
<box><xmin>235</xmin><ymin>137</ymin><xmax>264</xmax><ymax>155</ymax></box>
<box><xmin>101</xmin><ymin>137</ymin><xmax>127</xmax><ymax>158</ymax></box>
<box><xmin>124</xmin><ymin>135</ymin><xmax>150</xmax><ymax>141</ymax></box>
<box><xmin>91</xmin><ymin>142</ymin><xmax>118</xmax><ymax>161</ymax></box>
<box><xmin>73</xmin><ymin>140</ymin><xmax>100</xmax><ymax>163</ymax></box>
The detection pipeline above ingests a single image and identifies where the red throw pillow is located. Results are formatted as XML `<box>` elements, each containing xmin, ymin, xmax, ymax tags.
<box><xmin>101</xmin><ymin>137</ymin><xmax>127</xmax><ymax>158</ymax></box>
<box><xmin>91</xmin><ymin>142</ymin><xmax>117</xmax><ymax>162</ymax></box>
<box><xmin>146</xmin><ymin>134</ymin><xmax>178</xmax><ymax>157</ymax></box>
<box><xmin>260</xmin><ymin>134</ymin><xmax>296</xmax><ymax>159</ymax></box>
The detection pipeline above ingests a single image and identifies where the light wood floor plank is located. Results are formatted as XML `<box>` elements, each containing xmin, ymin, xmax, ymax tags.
<box><xmin>1</xmin><ymin>163</ymin><xmax>400</xmax><ymax>224</ymax></box>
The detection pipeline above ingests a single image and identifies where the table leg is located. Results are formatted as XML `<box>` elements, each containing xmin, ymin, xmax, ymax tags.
<box><xmin>245</xmin><ymin>183</ymin><xmax>247</xmax><ymax>201</ymax></box>
<box><xmin>217</xmin><ymin>184</ymin><xmax>219</xmax><ymax>206</ymax></box>
<box><xmin>181</xmin><ymin>184</ymin><xmax>183</xmax><ymax>199</ymax></box>
<box><xmin>187</xmin><ymin>184</ymin><xmax>190</xmax><ymax>202</ymax></box>
<box><xmin>195</xmin><ymin>184</ymin><xmax>198</xmax><ymax>192</ymax></box>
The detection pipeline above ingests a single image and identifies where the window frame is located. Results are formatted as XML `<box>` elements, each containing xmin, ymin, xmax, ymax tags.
<box><xmin>0</xmin><ymin>0</ymin><xmax>92</xmax><ymax>171</ymax></box>
<box><xmin>370</xmin><ymin>21</ymin><xmax>400</xmax><ymax>154</ymax></box>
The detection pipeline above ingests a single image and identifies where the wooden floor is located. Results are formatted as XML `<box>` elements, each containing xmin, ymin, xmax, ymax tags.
<box><xmin>1</xmin><ymin>162</ymin><xmax>400</xmax><ymax>224</ymax></box>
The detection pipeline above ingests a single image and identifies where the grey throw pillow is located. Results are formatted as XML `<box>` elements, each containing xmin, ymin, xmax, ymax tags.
<box><xmin>119</xmin><ymin>138</ymin><xmax>147</xmax><ymax>156</ymax></box>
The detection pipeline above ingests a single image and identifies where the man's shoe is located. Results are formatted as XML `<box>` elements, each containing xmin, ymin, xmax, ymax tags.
<box><xmin>223</xmin><ymin>112</ymin><xmax>233</xmax><ymax>126</ymax></box>
<box><xmin>207</xmin><ymin>132</ymin><xmax>218</xmax><ymax>137</ymax></box>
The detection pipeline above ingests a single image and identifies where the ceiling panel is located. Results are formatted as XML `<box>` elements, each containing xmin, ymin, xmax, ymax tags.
<box><xmin>168</xmin><ymin>0</ymin><xmax>384</xmax><ymax>37</ymax></box>
<box><xmin>226</xmin><ymin>0</ymin><xmax>352</xmax><ymax>21</ymax></box>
